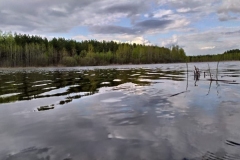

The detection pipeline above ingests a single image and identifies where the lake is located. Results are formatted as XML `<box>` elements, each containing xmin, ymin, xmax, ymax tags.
<box><xmin>0</xmin><ymin>62</ymin><xmax>240</xmax><ymax>160</ymax></box>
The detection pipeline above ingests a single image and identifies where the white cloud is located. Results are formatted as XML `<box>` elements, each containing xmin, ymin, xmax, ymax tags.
<box><xmin>73</xmin><ymin>34</ymin><xmax>151</xmax><ymax>45</ymax></box>
<box><xmin>161</xmin><ymin>35</ymin><xmax>178</xmax><ymax>47</ymax></box>
<box><xmin>126</xmin><ymin>36</ymin><xmax>152</xmax><ymax>45</ymax></box>
<box><xmin>153</xmin><ymin>9</ymin><xmax>173</xmax><ymax>18</ymax></box>
<box><xmin>159</xmin><ymin>27</ymin><xmax>240</xmax><ymax>55</ymax></box>
<box><xmin>165</xmin><ymin>19</ymin><xmax>190</xmax><ymax>30</ymax></box>
<box><xmin>200</xmin><ymin>46</ymin><xmax>216</xmax><ymax>50</ymax></box>
<box><xmin>176</xmin><ymin>8</ymin><xmax>191</xmax><ymax>13</ymax></box>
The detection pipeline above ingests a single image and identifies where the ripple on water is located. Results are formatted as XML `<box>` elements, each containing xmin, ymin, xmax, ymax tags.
<box><xmin>32</xmin><ymin>83</ymin><xmax>49</xmax><ymax>87</ymax></box>
<box><xmin>5</xmin><ymin>147</ymin><xmax>51</xmax><ymax>160</ymax></box>
<box><xmin>0</xmin><ymin>93</ymin><xmax>21</xmax><ymax>98</ymax></box>
<box><xmin>113</xmin><ymin>79</ymin><xmax>121</xmax><ymax>82</ymax></box>
<box><xmin>13</xmin><ymin>83</ymin><xmax>23</xmax><ymax>86</ymax></box>
<box><xmin>101</xmin><ymin>96</ymin><xmax>125</xmax><ymax>103</ymax></box>
<box><xmin>39</xmin><ymin>86</ymin><xmax>69</xmax><ymax>96</ymax></box>
<box><xmin>101</xmin><ymin>82</ymin><xmax>110</xmax><ymax>85</ymax></box>
<box><xmin>5</xmin><ymin>81</ymin><xmax>15</xmax><ymax>84</ymax></box>
<box><xmin>138</xmin><ymin>79</ymin><xmax>152</xmax><ymax>82</ymax></box>
<box><xmin>33</xmin><ymin>80</ymin><xmax>52</xmax><ymax>84</ymax></box>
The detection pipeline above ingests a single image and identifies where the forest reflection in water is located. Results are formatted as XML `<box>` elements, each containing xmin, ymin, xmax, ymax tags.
<box><xmin>0</xmin><ymin>62</ymin><xmax>240</xmax><ymax>160</ymax></box>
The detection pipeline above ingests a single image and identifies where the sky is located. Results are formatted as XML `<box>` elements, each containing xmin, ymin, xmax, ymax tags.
<box><xmin>0</xmin><ymin>0</ymin><xmax>240</xmax><ymax>55</ymax></box>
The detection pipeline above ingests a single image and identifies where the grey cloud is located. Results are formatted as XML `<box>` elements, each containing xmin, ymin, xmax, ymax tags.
<box><xmin>165</xmin><ymin>0</ymin><xmax>221</xmax><ymax>10</ymax></box>
<box><xmin>89</xmin><ymin>19</ymin><xmax>173</xmax><ymax>35</ymax></box>
<box><xmin>160</xmin><ymin>0</ymin><xmax>221</xmax><ymax>18</ymax></box>
<box><xmin>0</xmin><ymin>0</ymin><xmax>97</xmax><ymax>33</ymax></box>
<box><xmin>0</xmin><ymin>0</ymin><xmax>156</xmax><ymax>34</ymax></box>
<box><xmin>46</xmin><ymin>10</ymin><xmax>69</xmax><ymax>17</ymax></box>
<box><xmin>146</xmin><ymin>13</ymin><xmax>154</xmax><ymax>18</ymax></box>
<box><xmin>90</xmin><ymin>25</ymin><xmax>138</xmax><ymax>35</ymax></box>
<box><xmin>101</xmin><ymin>2</ymin><xmax>148</xmax><ymax>16</ymax></box>
<box><xmin>218</xmin><ymin>6</ymin><xmax>240</xmax><ymax>14</ymax></box>
<box><xmin>217</xmin><ymin>1</ymin><xmax>240</xmax><ymax>21</ymax></box>
<box><xmin>0</xmin><ymin>10</ymin><xmax>38</xmax><ymax>31</ymax></box>
<box><xmin>169</xmin><ymin>0</ymin><xmax>204</xmax><ymax>9</ymax></box>
<box><xmin>218</xmin><ymin>15</ymin><xmax>237</xmax><ymax>21</ymax></box>
<box><xmin>135</xmin><ymin>19</ymin><xmax>173</xmax><ymax>29</ymax></box>
<box><xmin>217</xmin><ymin>11</ymin><xmax>238</xmax><ymax>21</ymax></box>
<box><xmin>223</xmin><ymin>30</ymin><xmax>240</xmax><ymax>35</ymax></box>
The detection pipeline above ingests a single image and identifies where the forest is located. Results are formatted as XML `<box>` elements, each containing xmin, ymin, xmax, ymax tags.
<box><xmin>0</xmin><ymin>31</ymin><xmax>186</xmax><ymax>67</ymax></box>
<box><xmin>0</xmin><ymin>31</ymin><xmax>239</xmax><ymax>67</ymax></box>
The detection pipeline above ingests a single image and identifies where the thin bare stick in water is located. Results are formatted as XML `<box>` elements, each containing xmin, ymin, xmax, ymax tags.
<box><xmin>207</xmin><ymin>80</ymin><xmax>212</xmax><ymax>95</ymax></box>
<box><xmin>194</xmin><ymin>65</ymin><xmax>200</xmax><ymax>81</ymax></box>
<box><xmin>186</xmin><ymin>62</ymin><xmax>188</xmax><ymax>91</ymax></box>
<box><xmin>216</xmin><ymin>61</ymin><xmax>220</xmax><ymax>95</ymax></box>
<box><xmin>208</xmin><ymin>63</ymin><xmax>212</xmax><ymax>80</ymax></box>
<box><xmin>216</xmin><ymin>61</ymin><xmax>219</xmax><ymax>79</ymax></box>
<box><xmin>170</xmin><ymin>90</ymin><xmax>190</xmax><ymax>97</ymax></box>
<box><xmin>194</xmin><ymin>65</ymin><xmax>198</xmax><ymax>74</ymax></box>
<box><xmin>226</xmin><ymin>140</ymin><xmax>240</xmax><ymax>146</ymax></box>
<box><xmin>206</xmin><ymin>79</ymin><xmax>236</xmax><ymax>82</ymax></box>
<box><xmin>194</xmin><ymin>79</ymin><xmax>197</xmax><ymax>86</ymax></box>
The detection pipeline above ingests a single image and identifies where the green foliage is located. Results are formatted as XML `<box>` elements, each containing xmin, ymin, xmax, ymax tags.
<box><xmin>61</xmin><ymin>56</ymin><xmax>77</xmax><ymax>66</ymax></box>
<box><xmin>0</xmin><ymin>31</ymin><xmax>189</xmax><ymax>67</ymax></box>
<box><xmin>189</xmin><ymin>49</ymin><xmax>240</xmax><ymax>62</ymax></box>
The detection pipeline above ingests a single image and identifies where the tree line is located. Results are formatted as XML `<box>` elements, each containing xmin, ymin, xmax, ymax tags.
<box><xmin>0</xmin><ymin>31</ymin><xmax>186</xmax><ymax>67</ymax></box>
<box><xmin>1</xmin><ymin>31</ymin><xmax>239</xmax><ymax>67</ymax></box>
<box><xmin>188</xmin><ymin>49</ymin><xmax>240</xmax><ymax>62</ymax></box>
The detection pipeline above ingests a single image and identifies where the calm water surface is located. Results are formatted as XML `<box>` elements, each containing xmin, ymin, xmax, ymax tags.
<box><xmin>0</xmin><ymin>62</ymin><xmax>240</xmax><ymax>160</ymax></box>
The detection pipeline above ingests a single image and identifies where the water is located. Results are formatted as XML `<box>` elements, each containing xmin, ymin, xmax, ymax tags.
<box><xmin>0</xmin><ymin>62</ymin><xmax>240</xmax><ymax>160</ymax></box>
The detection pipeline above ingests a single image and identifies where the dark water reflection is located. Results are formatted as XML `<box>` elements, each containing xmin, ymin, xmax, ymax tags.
<box><xmin>0</xmin><ymin>62</ymin><xmax>240</xmax><ymax>160</ymax></box>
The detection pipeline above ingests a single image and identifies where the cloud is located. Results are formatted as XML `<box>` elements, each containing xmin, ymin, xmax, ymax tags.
<box><xmin>89</xmin><ymin>19</ymin><xmax>173</xmax><ymax>35</ymax></box>
<box><xmin>136</xmin><ymin>19</ymin><xmax>173</xmax><ymax>29</ymax></box>
<box><xmin>0</xmin><ymin>0</ymin><xmax>97</xmax><ymax>33</ymax></box>
<box><xmin>72</xmin><ymin>34</ymin><xmax>151</xmax><ymax>45</ymax></box>
<box><xmin>89</xmin><ymin>25</ymin><xmax>137</xmax><ymax>35</ymax></box>
<box><xmin>152</xmin><ymin>9</ymin><xmax>174</xmax><ymax>18</ymax></box>
<box><xmin>126</xmin><ymin>37</ymin><xmax>152</xmax><ymax>45</ymax></box>
<box><xmin>176</xmin><ymin>8</ymin><xmax>192</xmax><ymax>13</ymax></box>
<box><xmin>217</xmin><ymin>0</ymin><xmax>240</xmax><ymax>21</ymax></box>
<box><xmin>0</xmin><ymin>0</ymin><xmax>152</xmax><ymax>34</ymax></box>
<box><xmin>160</xmin><ymin>27</ymin><xmax>240</xmax><ymax>55</ymax></box>
<box><xmin>218</xmin><ymin>0</ymin><xmax>240</xmax><ymax>13</ymax></box>
<box><xmin>223</xmin><ymin>30</ymin><xmax>240</xmax><ymax>35</ymax></box>
<box><xmin>0</xmin><ymin>0</ymin><xmax>191</xmax><ymax>35</ymax></box>
<box><xmin>161</xmin><ymin>35</ymin><xmax>178</xmax><ymax>47</ymax></box>
<box><xmin>156</xmin><ymin>0</ymin><xmax>222</xmax><ymax>23</ymax></box>
<box><xmin>200</xmin><ymin>46</ymin><xmax>216</xmax><ymax>50</ymax></box>
<box><xmin>99</xmin><ymin>1</ymin><xmax>150</xmax><ymax>17</ymax></box>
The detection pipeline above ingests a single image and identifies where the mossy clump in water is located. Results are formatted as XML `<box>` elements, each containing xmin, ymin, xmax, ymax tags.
<box><xmin>73</xmin><ymin>95</ymin><xmax>81</xmax><ymax>99</ymax></box>
<box><xmin>59</xmin><ymin>101</ymin><xmax>65</xmax><ymax>105</ymax></box>
<box><xmin>59</xmin><ymin>99</ymin><xmax>72</xmax><ymax>105</ymax></box>
<box><xmin>65</xmin><ymin>99</ymin><xmax>72</xmax><ymax>103</ymax></box>
<box><xmin>37</xmin><ymin>105</ymin><xmax>54</xmax><ymax>111</ymax></box>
